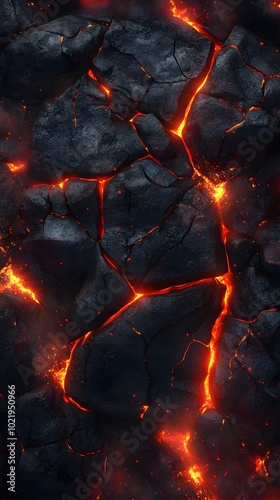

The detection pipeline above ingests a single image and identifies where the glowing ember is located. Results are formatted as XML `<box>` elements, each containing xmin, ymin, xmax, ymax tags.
<box><xmin>170</xmin><ymin>0</ymin><xmax>221</xmax><ymax>42</ymax></box>
<box><xmin>51</xmin><ymin>361</ymin><xmax>70</xmax><ymax>392</ymax></box>
<box><xmin>58</xmin><ymin>178</ymin><xmax>69</xmax><ymax>189</ymax></box>
<box><xmin>7</xmin><ymin>162</ymin><xmax>25</xmax><ymax>172</ymax></box>
<box><xmin>212</xmin><ymin>182</ymin><xmax>226</xmax><ymax>203</ymax></box>
<box><xmin>189</xmin><ymin>466</ymin><xmax>203</xmax><ymax>485</ymax></box>
<box><xmin>184</xmin><ymin>432</ymin><xmax>191</xmax><ymax>453</ymax></box>
<box><xmin>0</xmin><ymin>263</ymin><xmax>40</xmax><ymax>304</ymax></box>
<box><xmin>87</xmin><ymin>69</ymin><xmax>97</xmax><ymax>81</ymax></box>
<box><xmin>255</xmin><ymin>455</ymin><xmax>269</xmax><ymax>475</ymax></box>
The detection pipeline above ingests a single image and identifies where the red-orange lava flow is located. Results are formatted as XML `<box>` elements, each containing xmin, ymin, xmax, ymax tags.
<box><xmin>170</xmin><ymin>0</ymin><xmax>223</xmax><ymax>46</ymax></box>
<box><xmin>0</xmin><ymin>262</ymin><xmax>40</xmax><ymax>305</ymax></box>
<box><xmin>171</xmin><ymin>0</ymin><xmax>222</xmax><ymax>130</ymax></box>
<box><xmin>87</xmin><ymin>69</ymin><xmax>111</xmax><ymax>98</ymax></box>
<box><xmin>50</xmin><ymin>338</ymin><xmax>92</xmax><ymax>412</ymax></box>
<box><xmin>153</xmin><ymin>5</ymin><xmax>236</xmax><ymax>494</ymax></box>
<box><xmin>201</xmin><ymin>271</ymin><xmax>233</xmax><ymax>414</ymax></box>
<box><xmin>157</xmin><ymin>430</ymin><xmax>215</xmax><ymax>497</ymax></box>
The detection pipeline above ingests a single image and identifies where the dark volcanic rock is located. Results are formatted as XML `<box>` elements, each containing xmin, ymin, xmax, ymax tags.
<box><xmin>65</xmin><ymin>280</ymin><xmax>224</xmax><ymax>416</ymax></box>
<box><xmin>1</xmin><ymin>4</ymin><xmax>280</xmax><ymax>500</ymax></box>
<box><xmin>220</xmin><ymin>176</ymin><xmax>272</xmax><ymax>237</ymax></box>
<box><xmin>19</xmin><ymin>186</ymin><xmax>51</xmax><ymax>231</ymax></box>
<box><xmin>65</xmin><ymin>180</ymin><xmax>100</xmax><ymax>241</ymax></box>
<box><xmin>29</xmin><ymin>75</ymin><xmax>146</xmax><ymax>182</ymax></box>
<box><xmin>16</xmin><ymin>385</ymin><xmax>78</xmax><ymax>448</ymax></box>
<box><xmin>0</xmin><ymin>16</ymin><xmax>105</xmax><ymax>99</ymax></box>
<box><xmin>184</xmin><ymin>94</ymin><xmax>242</xmax><ymax>179</ymax></box>
<box><xmin>13</xmin><ymin>213</ymin><xmax>95</xmax><ymax>306</ymax></box>
<box><xmin>0</xmin><ymin>162</ymin><xmax>16</xmax><ymax>238</ymax></box>
<box><xmin>203</xmin><ymin>46</ymin><xmax>263</xmax><ymax>112</ymax></box>
<box><xmin>134</xmin><ymin>113</ymin><xmax>192</xmax><ymax>177</ymax></box>
<box><xmin>229</xmin><ymin>253</ymin><xmax>280</xmax><ymax>321</ymax></box>
<box><xmin>225</xmin><ymin>25</ymin><xmax>280</xmax><ymax>77</ymax></box>
<box><xmin>0</xmin><ymin>97</ymin><xmax>29</xmax><ymax>164</ymax></box>
<box><xmin>102</xmin><ymin>160</ymin><xmax>227</xmax><ymax>289</ymax></box>
<box><xmin>255</xmin><ymin>218</ymin><xmax>280</xmax><ymax>281</ymax></box>
<box><xmin>70</xmin><ymin>244</ymin><xmax>134</xmax><ymax>335</ymax></box>
<box><xmin>92</xmin><ymin>17</ymin><xmax>213</xmax><ymax>124</ymax></box>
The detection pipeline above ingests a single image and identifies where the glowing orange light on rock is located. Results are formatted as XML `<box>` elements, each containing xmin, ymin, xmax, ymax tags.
<box><xmin>212</xmin><ymin>182</ymin><xmax>226</xmax><ymax>203</ymax></box>
<box><xmin>51</xmin><ymin>359</ymin><xmax>70</xmax><ymax>392</ymax></box>
<box><xmin>0</xmin><ymin>263</ymin><xmax>40</xmax><ymax>305</ymax></box>
<box><xmin>87</xmin><ymin>69</ymin><xmax>97</xmax><ymax>81</ymax></box>
<box><xmin>189</xmin><ymin>466</ymin><xmax>203</xmax><ymax>485</ymax></box>
<box><xmin>64</xmin><ymin>395</ymin><xmax>91</xmax><ymax>412</ymax></box>
<box><xmin>201</xmin><ymin>273</ymin><xmax>233</xmax><ymax>413</ymax></box>
<box><xmin>170</xmin><ymin>0</ymin><xmax>222</xmax><ymax>44</ymax></box>
<box><xmin>101</xmin><ymin>84</ymin><xmax>110</xmax><ymax>97</ymax></box>
<box><xmin>98</xmin><ymin>180</ymin><xmax>106</xmax><ymax>240</ymax></box>
<box><xmin>7</xmin><ymin>162</ymin><xmax>25</xmax><ymax>173</ymax></box>
<box><xmin>58</xmin><ymin>178</ymin><xmax>69</xmax><ymax>189</ymax></box>
<box><xmin>255</xmin><ymin>455</ymin><xmax>269</xmax><ymax>476</ymax></box>
<box><xmin>170</xmin><ymin>0</ymin><xmax>222</xmax><ymax>141</ymax></box>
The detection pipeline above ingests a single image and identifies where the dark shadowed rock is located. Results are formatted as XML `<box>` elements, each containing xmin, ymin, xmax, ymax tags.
<box><xmin>0</xmin><ymin>16</ymin><xmax>105</xmax><ymax>99</ymax></box>
<box><xmin>102</xmin><ymin>161</ymin><xmax>227</xmax><ymax>288</ymax></box>
<box><xmin>29</xmin><ymin>75</ymin><xmax>146</xmax><ymax>182</ymax></box>
<box><xmin>66</xmin><ymin>280</ymin><xmax>224</xmax><ymax>416</ymax></box>
<box><xmin>92</xmin><ymin>18</ymin><xmax>213</xmax><ymax>125</ymax></box>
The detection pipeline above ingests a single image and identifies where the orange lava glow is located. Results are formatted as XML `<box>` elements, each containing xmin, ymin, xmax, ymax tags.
<box><xmin>212</xmin><ymin>182</ymin><xmax>226</xmax><ymax>203</ymax></box>
<box><xmin>201</xmin><ymin>272</ymin><xmax>233</xmax><ymax>413</ymax></box>
<box><xmin>157</xmin><ymin>430</ymin><xmax>210</xmax><ymax>495</ymax></box>
<box><xmin>98</xmin><ymin>180</ymin><xmax>106</xmax><ymax>240</ymax></box>
<box><xmin>51</xmin><ymin>360</ymin><xmax>70</xmax><ymax>392</ymax></box>
<box><xmin>170</xmin><ymin>0</ymin><xmax>222</xmax><ymax>44</ymax></box>
<box><xmin>170</xmin><ymin>0</ymin><xmax>222</xmax><ymax>138</ymax></box>
<box><xmin>64</xmin><ymin>395</ymin><xmax>91</xmax><ymax>412</ymax></box>
<box><xmin>87</xmin><ymin>69</ymin><xmax>97</xmax><ymax>81</ymax></box>
<box><xmin>7</xmin><ymin>162</ymin><xmax>25</xmax><ymax>173</ymax></box>
<box><xmin>0</xmin><ymin>263</ymin><xmax>40</xmax><ymax>304</ymax></box>
<box><xmin>255</xmin><ymin>456</ymin><xmax>269</xmax><ymax>476</ymax></box>
<box><xmin>101</xmin><ymin>84</ymin><xmax>110</xmax><ymax>97</ymax></box>
<box><xmin>189</xmin><ymin>466</ymin><xmax>203</xmax><ymax>485</ymax></box>
<box><xmin>87</xmin><ymin>69</ymin><xmax>110</xmax><ymax>97</ymax></box>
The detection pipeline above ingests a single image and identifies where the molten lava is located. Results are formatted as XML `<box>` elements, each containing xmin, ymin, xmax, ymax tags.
<box><xmin>201</xmin><ymin>273</ymin><xmax>233</xmax><ymax>413</ymax></box>
<box><xmin>0</xmin><ymin>263</ymin><xmax>40</xmax><ymax>305</ymax></box>
<box><xmin>7</xmin><ymin>162</ymin><xmax>25</xmax><ymax>173</ymax></box>
<box><xmin>189</xmin><ymin>466</ymin><xmax>203</xmax><ymax>486</ymax></box>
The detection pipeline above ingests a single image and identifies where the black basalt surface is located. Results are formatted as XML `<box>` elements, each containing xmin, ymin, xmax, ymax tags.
<box><xmin>0</xmin><ymin>1</ymin><xmax>280</xmax><ymax>500</ymax></box>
